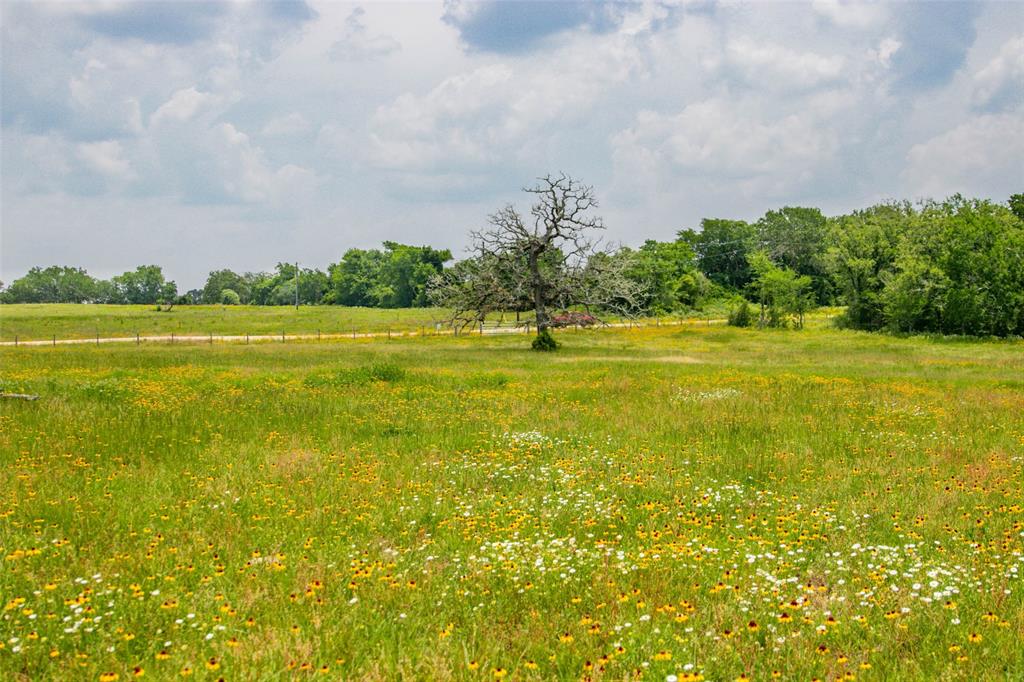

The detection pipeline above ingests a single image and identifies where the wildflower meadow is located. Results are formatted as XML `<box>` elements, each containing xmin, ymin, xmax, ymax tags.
<box><xmin>2</xmin><ymin>321</ymin><xmax>1022</xmax><ymax>681</ymax></box>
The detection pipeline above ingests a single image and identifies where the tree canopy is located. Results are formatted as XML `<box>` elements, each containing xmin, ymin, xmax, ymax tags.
<box><xmin>0</xmin><ymin>266</ymin><xmax>100</xmax><ymax>303</ymax></box>
<box><xmin>326</xmin><ymin>242</ymin><xmax>452</xmax><ymax>308</ymax></box>
<box><xmin>4</xmin><ymin>191</ymin><xmax>1021</xmax><ymax>338</ymax></box>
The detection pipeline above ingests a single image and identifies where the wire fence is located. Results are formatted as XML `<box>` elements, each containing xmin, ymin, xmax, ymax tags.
<box><xmin>0</xmin><ymin>315</ymin><xmax>726</xmax><ymax>348</ymax></box>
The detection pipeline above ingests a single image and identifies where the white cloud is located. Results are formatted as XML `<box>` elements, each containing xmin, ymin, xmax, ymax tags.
<box><xmin>111</xmin><ymin>117</ymin><xmax>320</xmax><ymax>207</ymax></box>
<box><xmin>724</xmin><ymin>38</ymin><xmax>846</xmax><ymax>90</ymax></box>
<box><xmin>2</xmin><ymin>132</ymin><xmax>74</xmax><ymax>195</ymax></box>
<box><xmin>66</xmin><ymin>56</ymin><xmax>146</xmax><ymax>136</ymax></box>
<box><xmin>77</xmin><ymin>140</ymin><xmax>134</xmax><ymax>180</ymax></box>
<box><xmin>315</xmin><ymin>123</ymin><xmax>354</xmax><ymax>157</ymax></box>
<box><xmin>367</xmin><ymin>28</ymin><xmax>644</xmax><ymax>173</ymax></box>
<box><xmin>150</xmin><ymin>87</ymin><xmax>216</xmax><ymax>127</ymax></box>
<box><xmin>872</xmin><ymin>38</ymin><xmax>901</xmax><ymax>69</ymax></box>
<box><xmin>262</xmin><ymin>112</ymin><xmax>311</xmax><ymax>137</ymax></box>
<box><xmin>368</xmin><ymin>64</ymin><xmax>514</xmax><ymax>170</ymax></box>
<box><xmin>811</xmin><ymin>0</ymin><xmax>888</xmax><ymax>28</ymax></box>
<box><xmin>331</xmin><ymin>7</ymin><xmax>401</xmax><ymax>61</ymax></box>
<box><xmin>2</xmin><ymin>0</ymin><xmax>1021</xmax><ymax>288</ymax></box>
<box><xmin>971</xmin><ymin>35</ymin><xmax>1024</xmax><ymax>110</ymax></box>
<box><xmin>613</xmin><ymin>98</ymin><xmax>837</xmax><ymax>182</ymax></box>
<box><xmin>209</xmin><ymin>123</ymin><xmax>318</xmax><ymax>204</ymax></box>
<box><xmin>903</xmin><ymin>114</ymin><xmax>1024</xmax><ymax>199</ymax></box>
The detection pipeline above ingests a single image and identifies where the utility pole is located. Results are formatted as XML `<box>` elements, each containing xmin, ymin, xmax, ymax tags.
<box><xmin>295</xmin><ymin>261</ymin><xmax>299</xmax><ymax>309</ymax></box>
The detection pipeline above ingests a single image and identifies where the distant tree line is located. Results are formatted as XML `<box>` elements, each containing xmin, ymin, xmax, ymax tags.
<box><xmin>0</xmin><ymin>264</ymin><xmax>178</xmax><ymax>306</ymax></box>
<box><xmin>2</xmin><ymin>194</ymin><xmax>1021</xmax><ymax>336</ymax></box>
<box><xmin>702</xmin><ymin>194</ymin><xmax>1024</xmax><ymax>336</ymax></box>
<box><xmin>0</xmin><ymin>242</ymin><xmax>452</xmax><ymax>310</ymax></box>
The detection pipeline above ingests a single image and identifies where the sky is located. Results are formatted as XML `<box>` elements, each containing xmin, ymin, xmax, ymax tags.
<box><xmin>2</xmin><ymin>0</ymin><xmax>1022</xmax><ymax>291</ymax></box>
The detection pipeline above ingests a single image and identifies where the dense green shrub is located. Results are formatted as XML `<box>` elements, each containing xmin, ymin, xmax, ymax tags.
<box><xmin>531</xmin><ymin>328</ymin><xmax>560</xmax><ymax>351</ymax></box>
<box><xmin>728</xmin><ymin>301</ymin><xmax>752</xmax><ymax>327</ymax></box>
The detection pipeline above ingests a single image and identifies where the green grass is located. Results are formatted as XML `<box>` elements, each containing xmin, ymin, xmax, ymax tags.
<box><xmin>1</xmin><ymin>323</ymin><xmax>1022</xmax><ymax>680</ymax></box>
<box><xmin>0</xmin><ymin>304</ymin><xmax>452</xmax><ymax>341</ymax></box>
<box><xmin>0</xmin><ymin>304</ymin><xmax>724</xmax><ymax>343</ymax></box>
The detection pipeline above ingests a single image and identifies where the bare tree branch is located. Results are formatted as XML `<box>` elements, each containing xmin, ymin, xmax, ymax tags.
<box><xmin>429</xmin><ymin>173</ymin><xmax>639</xmax><ymax>343</ymax></box>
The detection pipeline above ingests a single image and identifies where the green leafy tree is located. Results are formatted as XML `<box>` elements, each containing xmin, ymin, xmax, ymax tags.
<box><xmin>298</xmin><ymin>267</ymin><xmax>329</xmax><ymax>305</ymax></box>
<box><xmin>825</xmin><ymin>202</ymin><xmax>910</xmax><ymax>330</ymax></box>
<box><xmin>623</xmin><ymin>240</ymin><xmax>704</xmax><ymax>312</ymax></box>
<box><xmin>1009</xmin><ymin>193</ymin><xmax>1024</xmax><ymax>222</ymax></box>
<box><xmin>110</xmin><ymin>265</ymin><xmax>177</xmax><ymax>305</ymax></box>
<box><xmin>0</xmin><ymin>266</ymin><xmax>100</xmax><ymax>303</ymax></box>
<box><xmin>679</xmin><ymin>219</ymin><xmax>756</xmax><ymax>290</ymax></box>
<box><xmin>267</xmin><ymin>279</ymin><xmax>297</xmax><ymax>306</ymax></box>
<box><xmin>202</xmin><ymin>270</ymin><xmax>249</xmax><ymax>304</ymax></box>
<box><xmin>377</xmin><ymin>242</ymin><xmax>452</xmax><ymax>307</ymax></box>
<box><xmin>326</xmin><ymin>243</ymin><xmax>450</xmax><ymax>307</ymax></box>
<box><xmin>883</xmin><ymin>196</ymin><xmax>1024</xmax><ymax>336</ymax></box>
<box><xmin>747</xmin><ymin>251</ymin><xmax>814</xmax><ymax>328</ymax></box>
<box><xmin>180</xmin><ymin>289</ymin><xmax>202</xmax><ymax>305</ymax></box>
<box><xmin>246</xmin><ymin>272</ymin><xmax>276</xmax><ymax>306</ymax></box>
<box><xmin>755</xmin><ymin>207</ymin><xmax>830</xmax><ymax>303</ymax></box>
<box><xmin>220</xmin><ymin>289</ymin><xmax>241</xmax><ymax>305</ymax></box>
<box><xmin>326</xmin><ymin>249</ymin><xmax>386</xmax><ymax>306</ymax></box>
<box><xmin>880</xmin><ymin>254</ymin><xmax>948</xmax><ymax>333</ymax></box>
<box><xmin>728</xmin><ymin>300</ymin><xmax>753</xmax><ymax>327</ymax></box>
<box><xmin>260</xmin><ymin>263</ymin><xmax>328</xmax><ymax>306</ymax></box>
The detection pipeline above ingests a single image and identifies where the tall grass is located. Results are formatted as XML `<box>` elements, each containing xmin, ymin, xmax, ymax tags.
<box><xmin>1</xmin><ymin>325</ymin><xmax>1021</xmax><ymax>680</ymax></box>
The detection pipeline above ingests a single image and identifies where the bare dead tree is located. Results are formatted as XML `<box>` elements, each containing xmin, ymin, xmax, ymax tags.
<box><xmin>468</xmin><ymin>173</ymin><xmax>606</xmax><ymax>335</ymax></box>
<box><xmin>428</xmin><ymin>252</ymin><xmax>526</xmax><ymax>334</ymax></box>
<box><xmin>429</xmin><ymin>174</ymin><xmax>646</xmax><ymax>344</ymax></box>
<box><xmin>566</xmin><ymin>250</ymin><xmax>647</xmax><ymax>317</ymax></box>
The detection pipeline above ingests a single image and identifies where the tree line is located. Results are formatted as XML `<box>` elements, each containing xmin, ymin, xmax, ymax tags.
<box><xmin>0</xmin><ymin>242</ymin><xmax>452</xmax><ymax>310</ymax></box>
<box><xmin>692</xmin><ymin>194</ymin><xmax>1024</xmax><ymax>337</ymax></box>
<box><xmin>2</xmin><ymin>187</ymin><xmax>1021</xmax><ymax>337</ymax></box>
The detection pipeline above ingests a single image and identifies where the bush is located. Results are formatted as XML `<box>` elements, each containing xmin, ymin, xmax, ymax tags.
<box><xmin>728</xmin><ymin>301</ymin><xmax>752</xmax><ymax>327</ymax></box>
<box><xmin>220</xmin><ymin>289</ymin><xmax>241</xmax><ymax>305</ymax></box>
<box><xmin>365</xmin><ymin>362</ymin><xmax>405</xmax><ymax>382</ymax></box>
<box><xmin>531</xmin><ymin>328</ymin><xmax>560</xmax><ymax>351</ymax></box>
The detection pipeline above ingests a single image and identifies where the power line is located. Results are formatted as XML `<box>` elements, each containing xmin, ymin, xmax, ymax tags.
<box><xmin>692</xmin><ymin>237</ymin><xmax>828</xmax><ymax>263</ymax></box>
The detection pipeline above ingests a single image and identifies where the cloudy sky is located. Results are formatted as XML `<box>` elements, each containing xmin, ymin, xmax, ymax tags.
<box><xmin>2</xmin><ymin>0</ymin><xmax>1022</xmax><ymax>289</ymax></box>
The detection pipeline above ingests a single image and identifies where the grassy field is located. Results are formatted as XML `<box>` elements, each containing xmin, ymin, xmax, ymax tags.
<box><xmin>0</xmin><ymin>305</ymin><xmax>730</xmax><ymax>343</ymax></box>
<box><xmin>1</xmin><ymin>322</ymin><xmax>1022</xmax><ymax>681</ymax></box>
<box><xmin>0</xmin><ymin>305</ymin><xmax>453</xmax><ymax>342</ymax></box>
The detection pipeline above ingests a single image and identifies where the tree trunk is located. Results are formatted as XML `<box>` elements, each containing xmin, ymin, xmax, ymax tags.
<box><xmin>529</xmin><ymin>251</ymin><xmax>548</xmax><ymax>334</ymax></box>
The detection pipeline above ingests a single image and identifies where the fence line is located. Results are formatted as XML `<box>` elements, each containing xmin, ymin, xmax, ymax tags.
<box><xmin>0</xmin><ymin>316</ymin><xmax>726</xmax><ymax>348</ymax></box>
